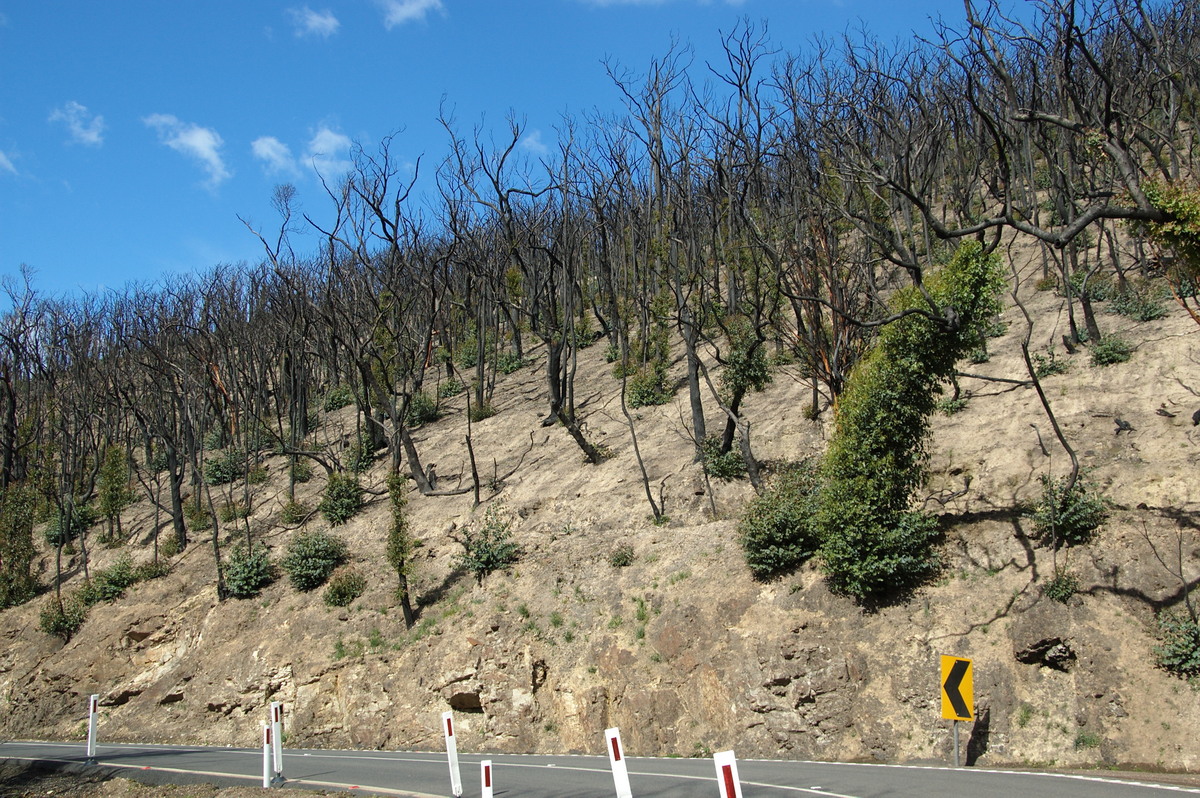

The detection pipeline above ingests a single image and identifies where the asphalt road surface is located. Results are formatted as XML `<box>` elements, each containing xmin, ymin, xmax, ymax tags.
<box><xmin>2</xmin><ymin>740</ymin><xmax>1199</xmax><ymax>797</ymax></box>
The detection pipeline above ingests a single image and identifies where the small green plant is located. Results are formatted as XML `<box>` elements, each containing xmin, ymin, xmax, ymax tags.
<box><xmin>38</xmin><ymin>593</ymin><xmax>89</xmax><ymax>640</ymax></box>
<box><xmin>1015</xmin><ymin>704</ymin><xmax>1034</xmax><ymax>728</ymax></box>
<box><xmin>319</xmin><ymin>472</ymin><xmax>362</xmax><ymax>526</ymax></box>
<box><xmin>290</xmin><ymin>459</ymin><xmax>314</xmax><ymax>483</ymax></box>
<box><xmin>936</xmin><ymin>397</ymin><xmax>969</xmax><ymax>416</ymax></box>
<box><xmin>1032</xmin><ymin>348</ymin><xmax>1070</xmax><ymax>378</ymax></box>
<box><xmin>87</xmin><ymin>554</ymin><xmax>138</xmax><ymax>603</ymax></box>
<box><xmin>247</xmin><ymin>465</ymin><xmax>268</xmax><ymax>485</ymax></box>
<box><xmin>496</xmin><ymin>351</ymin><xmax>525</xmax><ymax>375</ymax></box>
<box><xmin>280</xmin><ymin>500</ymin><xmax>308</xmax><ymax>525</ymax></box>
<box><xmin>634</xmin><ymin>597</ymin><xmax>649</xmax><ymax>623</ymax></box>
<box><xmin>44</xmin><ymin>503</ymin><xmax>98</xmax><ymax>547</ymax></box>
<box><xmin>1030</xmin><ymin>474</ymin><xmax>1109</xmax><ymax>548</ymax></box>
<box><xmin>738</xmin><ymin>460</ymin><xmax>822</xmax><ymax>580</ymax></box>
<box><xmin>1111</xmin><ymin>287</ymin><xmax>1168</xmax><ymax>321</ymax></box>
<box><xmin>1034</xmin><ymin>275</ymin><xmax>1059</xmax><ymax>292</ymax></box>
<box><xmin>345</xmin><ymin>432</ymin><xmax>376</xmax><ymax>473</ymax></box>
<box><xmin>204</xmin><ymin>448</ymin><xmax>247</xmax><ymax>486</ymax></box>
<box><xmin>700</xmin><ymin>437</ymin><xmax>745</xmax><ymax>481</ymax></box>
<box><xmin>160</xmin><ymin>535</ymin><xmax>182</xmax><ymax>558</ymax></box>
<box><xmin>1043</xmin><ymin>571</ymin><xmax>1079</xmax><ymax>603</ymax></box>
<box><xmin>406</xmin><ymin>391</ymin><xmax>441</xmax><ymax>427</ymax></box>
<box><xmin>1154</xmin><ymin>611</ymin><xmax>1200</xmax><ymax>678</ymax></box>
<box><xmin>218</xmin><ymin>502</ymin><xmax>249</xmax><ymax>523</ymax></box>
<box><xmin>456</xmin><ymin>502</ymin><xmax>521</xmax><ymax>584</ymax></box>
<box><xmin>609</xmin><ymin>543</ymin><xmax>635</xmax><ymax>568</ymax></box>
<box><xmin>626</xmin><ymin>364</ymin><xmax>672</xmax><ymax>408</ymax></box>
<box><xmin>323</xmin><ymin>566</ymin><xmax>367</xmax><ymax>607</ymax></box>
<box><xmin>549</xmin><ymin>611</ymin><xmax>564</xmax><ymax>628</ymax></box>
<box><xmin>1090</xmin><ymin>335</ymin><xmax>1132</xmax><ymax>366</ymax></box>
<box><xmin>322</xmin><ymin>385</ymin><xmax>354</xmax><ymax>413</ymax></box>
<box><xmin>517</xmin><ymin>602</ymin><xmax>531</xmax><ymax>618</ymax></box>
<box><xmin>438</xmin><ymin>378</ymin><xmax>464</xmax><ymax>398</ymax></box>
<box><xmin>224</xmin><ymin>544</ymin><xmax>275</xmax><ymax>599</ymax></box>
<box><xmin>469</xmin><ymin>403</ymin><xmax>497</xmax><ymax>422</ymax></box>
<box><xmin>280</xmin><ymin>530</ymin><xmax>348</xmax><ymax>591</ymax></box>
<box><xmin>183</xmin><ymin>498</ymin><xmax>212</xmax><ymax>532</ymax></box>
<box><xmin>1074</xmin><ymin>730</ymin><xmax>1102</xmax><ymax>750</ymax></box>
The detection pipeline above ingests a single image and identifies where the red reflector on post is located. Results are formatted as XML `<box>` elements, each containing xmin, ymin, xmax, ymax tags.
<box><xmin>611</xmin><ymin>736</ymin><xmax>621</xmax><ymax>761</ymax></box>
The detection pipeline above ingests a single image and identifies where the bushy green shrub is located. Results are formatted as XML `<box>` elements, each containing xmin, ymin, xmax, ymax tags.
<box><xmin>701</xmin><ymin>437</ymin><xmax>745</xmax><ymax>481</ymax></box>
<box><xmin>38</xmin><ymin>593</ymin><xmax>88</xmax><ymax>640</ymax></box>
<box><xmin>322</xmin><ymin>385</ymin><xmax>354</xmax><ymax>413</ymax></box>
<box><xmin>280</xmin><ymin>500</ymin><xmax>308</xmax><ymax>525</ymax></box>
<box><xmin>457</xmin><ymin>502</ymin><xmax>521</xmax><ymax>584</ymax></box>
<box><xmin>132</xmin><ymin>560</ymin><xmax>171</xmax><ymax>582</ymax></box>
<box><xmin>609</xmin><ymin>543</ymin><xmax>635</xmax><ymax>568</ymax></box>
<box><xmin>1066</xmin><ymin>269</ymin><xmax>1115</xmax><ymax>301</ymax></box>
<box><xmin>469</xmin><ymin>403</ymin><xmax>496</xmax><ymax>422</ymax></box>
<box><xmin>1111</xmin><ymin>287</ymin><xmax>1168</xmax><ymax>321</ymax></box>
<box><xmin>44</xmin><ymin>503</ymin><xmax>98</xmax><ymax>547</ymax></box>
<box><xmin>1032</xmin><ymin>348</ymin><xmax>1070</xmax><ymax>377</ymax></box>
<box><xmin>626</xmin><ymin>364</ymin><xmax>672</xmax><ymax>408</ymax></box>
<box><xmin>1030</xmin><ymin>474</ymin><xmax>1109</xmax><ymax>548</ymax></box>
<box><xmin>739</xmin><ymin>460</ymin><xmax>822</xmax><ymax>580</ymax></box>
<box><xmin>204</xmin><ymin>449</ymin><xmax>247</xmax><ymax>486</ymax></box>
<box><xmin>323</xmin><ymin>566</ymin><xmax>366</xmax><ymax>607</ymax></box>
<box><xmin>224</xmin><ymin>544</ymin><xmax>275</xmax><ymax>599</ymax></box>
<box><xmin>0</xmin><ymin>485</ymin><xmax>38</xmax><ymax>608</ymax></box>
<box><xmin>406</xmin><ymin>391</ymin><xmax>441</xmax><ymax>426</ymax></box>
<box><xmin>1090</xmin><ymin>335</ymin><xmax>1132</xmax><ymax>366</ymax></box>
<box><xmin>87</xmin><ymin>554</ymin><xmax>139</xmax><ymax>603</ymax></box>
<box><xmin>319</xmin><ymin>472</ymin><xmax>362</xmax><ymax>526</ymax></box>
<box><xmin>280</xmin><ymin>530</ymin><xmax>348</xmax><ymax>591</ymax></box>
<box><xmin>218</xmin><ymin>502</ymin><xmax>249</xmax><ymax>523</ymax></box>
<box><xmin>936</xmin><ymin>397</ymin><xmax>969</xmax><ymax>416</ymax></box>
<box><xmin>183</xmin><ymin>498</ymin><xmax>212</xmax><ymax>532</ymax></box>
<box><xmin>290</xmin><ymin>458</ymin><xmax>314</xmax><ymax>483</ymax></box>
<box><xmin>438</xmin><ymin>378</ymin><xmax>464</xmax><ymax>398</ymax></box>
<box><xmin>1154</xmin><ymin>611</ymin><xmax>1200</xmax><ymax>678</ymax></box>
<box><xmin>496</xmin><ymin>351</ymin><xmax>525</xmax><ymax>375</ymax></box>
<box><xmin>815</xmin><ymin>242</ymin><xmax>1005</xmax><ymax>601</ymax></box>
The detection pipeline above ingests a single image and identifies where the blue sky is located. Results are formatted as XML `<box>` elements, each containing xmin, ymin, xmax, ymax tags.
<box><xmin>0</xmin><ymin>0</ymin><xmax>970</xmax><ymax>299</ymax></box>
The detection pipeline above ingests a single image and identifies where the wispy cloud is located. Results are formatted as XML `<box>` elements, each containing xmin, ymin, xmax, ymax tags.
<box><xmin>577</xmin><ymin>0</ymin><xmax>746</xmax><ymax>5</ymax></box>
<box><xmin>143</xmin><ymin>113</ymin><xmax>231</xmax><ymax>188</ymax></box>
<box><xmin>306</xmin><ymin>126</ymin><xmax>353</xmax><ymax>179</ymax></box>
<box><xmin>377</xmin><ymin>0</ymin><xmax>444</xmax><ymax>29</ymax></box>
<box><xmin>49</xmin><ymin>101</ymin><xmax>106</xmax><ymax>146</ymax></box>
<box><xmin>288</xmin><ymin>6</ymin><xmax>340</xmax><ymax>37</ymax></box>
<box><xmin>520</xmin><ymin>129</ymin><xmax>551</xmax><ymax>157</ymax></box>
<box><xmin>0</xmin><ymin>150</ymin><xmax>15</xmax><ymax>175</ymax></box>
<box><xmin>252</xmin><ymin>136</ymin><xmax>301</xmax><ymax>178</ymax></box>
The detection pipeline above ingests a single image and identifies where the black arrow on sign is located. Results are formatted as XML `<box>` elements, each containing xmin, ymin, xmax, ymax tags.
<box><xmin>943</xmin><ymin>659</ymin><xmax>970</xmax><ymax>719</ymax></box>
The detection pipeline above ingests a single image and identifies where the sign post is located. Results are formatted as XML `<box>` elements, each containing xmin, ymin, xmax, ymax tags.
<box><xmin>262</xmin><ymin>723</ymin><xmax>272</xmax><ymax>789</ymax></box>
<box><xmin>480</xmin><ymin>759</ymin><xmax>493</xmax><ymax>798</ymax></box>
<box><xmin>940</xmin><ymin>655</ymin><xmax>974</xmax><ymax>767</ymax></box>
<box><xmin>269</xmin><ymin>701</ymin><xmax>284</xmax><ymax>784</ymax></box>
<box><xmin>85</xmin><ymin>694</ymin><xmax>99</xmax><ymax>763</ymax></box>
<box><xmin>713</xmin><ymin>750</ymin><xmax>743</xmax><ymax>798</ymax></box>
<box><xmin>604</xmin><ymin>727</ymin><xmax>633</xmax><ymax>798</ymax></box>
<box><xmin>442</xmin><ymin>711</ymin><xmax>463</xmax><ymax>797</ymax></box>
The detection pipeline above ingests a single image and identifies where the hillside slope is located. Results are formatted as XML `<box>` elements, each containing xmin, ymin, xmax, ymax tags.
<box><xmin>2</xmin><ymin>270</ymin><xmax>1200</xmax><ymax>772</ymax></box>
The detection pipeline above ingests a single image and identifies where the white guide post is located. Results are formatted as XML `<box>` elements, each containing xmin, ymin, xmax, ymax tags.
<box><xmin>85</xmin><ymin>694</ymin><xmax>99</xmax><ymax>762</ymax></box>
<box><xmin>604</xmin><ymin>727</ymin><xmax>633</xmax><ymax>798</ymax></box>
<box><xmin>269</xmin><ymin>701</ymin><xmax>284</xmax><ymax>781</ymax></box>
<box><xmin>480</xmin><ymin>759</ymin><xmax>493</xmax><ymax>798</ymax></box>
<box><xmin>262</xmin><ymin>723</ymin><xmax>272</xmax><ymax>789</ymax></box>
<box><xmin>442</xmin><ymin>711</ymin><xmax>463</xmax><ymax>797</ymax></box>
<box><xmin>713</xmin><ymin>750</ymin><xmax>743</xmax><ymax>798</ymax></box>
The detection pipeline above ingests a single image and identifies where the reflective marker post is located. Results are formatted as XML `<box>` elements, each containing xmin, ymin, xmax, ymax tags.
<box><xmin>262</xmin><ymin>723</ymin><xmax>272</xmax><ymax>789</ymax></box>
<box><xmin>442</xmin><ymin>711</ymin><xmax>463</xmax><ymax>797</ymax></box>
<box><xmin>713</xmin><ymin>750</ymin><xmax>743</xmax><ymax>798</ymax></box>
<box><xmin>85</xmin><ymin>694</ymin><xmax>99</xmax><ymax>763</ymax></box>
<box><xmin>480</xmin><ymin>759</ymin><xmax>493</xmax><ymax>798</ymax></box>
<box><xmin>604</xmin><ymin>727</ymin><xmax>633</xmax><ymax>798</ymax></box>
<box><xmin>269</xmin><ymin>701</ymin><xmax>284</xmax><ymax>784</ymax></box>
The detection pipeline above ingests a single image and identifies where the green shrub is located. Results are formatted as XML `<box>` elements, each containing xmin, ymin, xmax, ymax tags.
<box><xmin>323</xmin><ymin>566</ymin><xmax>367</xmax><ymax>607</ymax></box>
<box><xmin>44</xmin><ymin>503</ymin><xmax>98</xmax><ymax>547</ymax></box>
<box><xmin>739</xmin><ymin>460</ymin><xmax>822</xmax><ymax>580</ymax></box>
<box><xmin>1044</xmin><ymin>571</ymin><xmax>1079</xmax><ymax>603</ymax></box>
<box><xmin>609</xmin><ymin>543</ymin><xmax>635</xmax><ymax>568</ymax></box>
<box><xmin>815</xmin><ymin>242</ymin><xmax>1004</xmax><ymax>601</ymax></box>
<box><xmin>280</xmin><ymin>500</ymin><xmax>308</xmax><ymax>525</ymax></box>
<box><xmin>604</xmin><ymin>342</ymin><xmax>621</xmax><ymax>364</ymax></box>
<box><xmin>1030</xmin><ymin>474</ymin><xmax>1109</xmax><ymax>548</ymax></box>
<box><xmin>626</xmin><ymin>364</ymin><xmax>672</xmax><ymax>408</ymax></box>
<box><xmin>700</xmin><ymin>437</ymin><xmax>745</xmax><ymax>481</ymax></box>
<box><xmin>1111</xmin><ymin>287</ymin><xmax>1168</xmax><ymax>321</ymax></box>
<box><xmin>183</xmin><ymin>498</ymin><xmax>212</xmax><ymax>532</ymax></box>
<box><xmin>204</xmin><ymin>449</ymin><xmax>247</xmax><ymax>486</ymax></box>
<box><xmin>160</xmin><ymin>535</ymin><xmax>182</xmax><ymax>558</ymax></box>
<box><xmin>1034</xmin><ymin>275</ymin><xmax>1059</xmax><ymax>292</ymax></box>
<box><xmin>1090</xmin><ymin>335</ymin><xmax>1132</xmax><ymax>366</ymax></box>
<box><xmin>319</xmin><ymin>472</ymin><xmax>362</xmax><ymax>526</ymax></box>
<box><xmin>87</xmin><ymin>554</ymin><xmax>139</xmax><ymax>603</ymax></box>
<box><xmin>437</xmin><ymin>378</ymin><xmax>464</xmax><ymax>398</ymax></box>
<box><xmin>454</xmin><ymin>334</ymin><xmax>479</xmax><ymax>369</ymax></box>
<box><xmin>290</xmin><ymin>459</ymin><xmax>314</xmax><ymax>483</ymax></box>
<box><xmin>346</xmin><ymin>432</ymin><xmax>376</xmax><ymax>473</ymax></box>
<box><xmin>247</xmin><ymin>464</ymin><xmax>268</xmax><ymax>485</ymax></box>
<box><xmin>224</xmin><ymin>544</ymin><xmax>275</xmax><ymax>599</ymax></box>
<box><xmin>936</xmin><ymin>397</ymin><xmax>969</xmax><ymax>416</ymax></box>
<box><xmin>0</xmin><ymin>485</ymin><xmax>38</xmax><ymax>608</ymax></box>
<box><xmin>218</xmin><ymin>502</ymin><xmax>249</xmax><ymax>523</ymax></box>
<box><xmin>469</xmin><ymin>403</ymin><xmax>496</xmax><ymax>422</ymax></box>
<box><xmin>1154</xmin><ymin>611</ymin><xmax>1200</xmax><ymax>678</ymax></box>
<box><xmin>132</xmin><ymin>560</ymin><xmax>171</xmax><ymax>582</ymax></box>
<box><xmin>1032</xmin><ymin>348</ymin><xmax>1070</xmax><ymax>377</ymax></box>
<box><xmin>496</xmin><ymin>351</ymin><xmax>525</xmax><ymax>375</ymax></box>
<box><xmin>322</xmin><ymin>385</ymin><xmax>354</xmax><ymax>413</ymax></box>
<box><xmin>457</xmin><ymin>502</ymin><xmax>521</xmax><ymax>584</ymax></box>
<box><xmin>1067</xmin><ymin>269</ymin><xmax>1115</xmax><ymax>301</ymax></box>
<box><xmin>38</xmin><ymin>593</ymin><xmax>88</xmax><ymax>640</ymax></box>
<box><xmin>406</xmin><ymin>391</ymin><xmax>441</xmax><ymax>426</ymax></box>
<box><xmin>280</xmin><ymin>530</ymin><xmax>348</xmax><ymax>591</ymax></box>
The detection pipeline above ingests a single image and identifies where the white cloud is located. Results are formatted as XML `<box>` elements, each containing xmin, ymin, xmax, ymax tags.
<box><xmin>306</xmin><ymin>126</ymin><xmax>353</xmax><ymax>179</ymax></box>
<box><xmin>289</xmin><ymin>6</ymin><xmax>340</xmax><ymax>37</ymax></box>
<box><xmin>377</xmin><ymin>0</ymin><xmax>443</xmax><ymax>29</ymax></box>
<box><xmin>49</xmin><ymin>101</ymin><xmax>106</xmax><ymax>146</ymax></box>
<box><xmin>252</xmin><ymin>136</ymin><xmax>300</xmax><ymax>178</ymax></box>
<box><xmin>0</xmin><ymin>150</ymin><xmax>15</xmax><ymax>175</ymax></box>
<box><xmin>520</xmin><ymin>129</ymin><xmax>551</xmax><ymax>157</ymax></box>
<box><xmin>143</xmin><ymin>113</ymin><xmax>231</xmax><ymax>188</ymax></box>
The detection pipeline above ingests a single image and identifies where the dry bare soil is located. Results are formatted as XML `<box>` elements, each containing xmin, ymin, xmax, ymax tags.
<box><xmin>3</xmin><ymin>261</ymin><xmax>1200</xmax><ymax>781</ymax></box>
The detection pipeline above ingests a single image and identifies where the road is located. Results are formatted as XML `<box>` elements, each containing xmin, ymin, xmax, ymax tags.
<box><xmin>1</xmin><ymin>739</ymin><xmax>1198</xmax><ymax>797</ymax></box>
